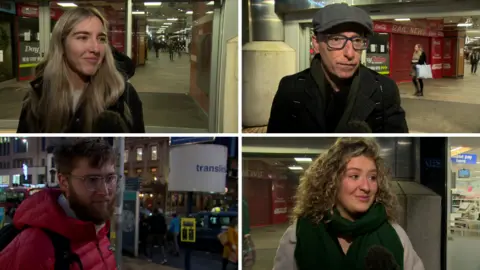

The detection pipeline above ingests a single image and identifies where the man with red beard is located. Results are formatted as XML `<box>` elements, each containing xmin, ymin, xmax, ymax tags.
<box><xmin>0</xmin><ymin>138</ymin><xmax>118</xmax><ymax>269</ymax></box>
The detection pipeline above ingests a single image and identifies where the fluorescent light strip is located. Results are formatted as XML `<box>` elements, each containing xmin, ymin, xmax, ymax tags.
<box><xmin>132</xmin><ymin>11</ymin><xmax>145</xmax><ymax>15</ymax></box>
<box><xmin>458</xmin><ymin>23</ymin><xmax>473</xmax><ymax>27</ymax></box>
<box><xmin>288</xmin><ymin>166</ymin><xmax>304</xmax><ymax>171</ymax></box>
<box><xmin>57</xmin><ymin>3</ymin><xmax>77</xmax><ymax>7</ymax></box>
<box><xmin>144</xmin><ymin>2</ymin><xmax>162</xmax><ymax>6</ymax></box>
<box><xmin>167</xmin><ymin>18</ymin><xmax>178</xmax><ymax>21</ymax></box>
<box><xmin>207</xmin><ymin>1</ymin><xmax>214</xmax><ymax>5</ymax></box>
<box><xmin>294</xmin><ymin>157</ymin><xmax>312</xmax><ymax>162</ymax></box>
<box><xmin>395</xmin><ymin>18</ymin><xmax>410</xmax><ymax>21</ymax></box>
<box><xmin>186</xmin><ymin>11</ymin><xmax>193</xmax><ymax>14</ymax></box>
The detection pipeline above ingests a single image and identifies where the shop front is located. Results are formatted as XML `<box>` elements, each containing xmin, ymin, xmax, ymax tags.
<box><xmin>372</xmin><ymin>21</ymin><xmax>444</xmax><ymax>82</ymax></box>
<box><xmin>0</xmin><ymin>2</ymin><xmax>15</xmax><ymax>83</ymax></box>
<box><xmin>15</xmin><ymin>3</ymin><xmax>63</xmax><ymax>81</ymax></box>
<box><xmin>243</xmin><ymin>159</ymin><xmax>297</xmax><ymax>227</ymax></box>
<box><xmin>447</xmin><ymin>137</ymin><xmax>480</xmax><ymax>270</ymax></box>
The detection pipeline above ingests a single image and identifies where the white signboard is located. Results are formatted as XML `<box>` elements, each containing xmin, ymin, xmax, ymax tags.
<box><xmin>169</xmin><ymin>144</ymin><xmax>228</xmax><ymax>193</ymax></box>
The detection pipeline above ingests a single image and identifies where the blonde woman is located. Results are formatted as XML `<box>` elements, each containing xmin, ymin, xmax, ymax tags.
<box><xmin>17</xmin><ymin>7</ymin><xmax>145</xmax><ymax>133</ymax></box>
<box><xmin>273</xmin><ymin>138</ymin><xmax>424</xmax><ymax>270</ymax></box>
<box><xmin>411</xmin><ymin>44</ymin><xmax>427</xmax><ymax>97</ymax></box>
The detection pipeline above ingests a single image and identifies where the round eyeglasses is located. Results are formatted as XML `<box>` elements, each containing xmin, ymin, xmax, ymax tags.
<box><xmin>69</xmin><ymin>173</ymin><xmax>120</xmax><ymax>192</ymax></box>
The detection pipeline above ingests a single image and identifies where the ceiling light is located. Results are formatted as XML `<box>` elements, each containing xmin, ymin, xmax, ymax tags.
<box><xmin>56</xmin><ymin>3</ymin><xmax>78</xmax><ymax>7</ymax></box>
<box><xmin>164</xmin><ymin>22</ymin><xmax>172</xmax><ymax>25</ymax></box>
<box><xmin>294</xmin><ymin>157</ymin><xmax>312</xmax><ymax>162</ymax></box>
<box><xmin>395</xmin><ymin>18</ymin><xmax>410</xmax><ymax>21</ymax></box>
<box><xmin>207</xmin><ymin>11</ymin><xmax>213</xmax><ymax>14</ymax></box>
<box><xmin>207</xmin><ymin>1</ymin><xmax>215</xmax><ymax>5</ymax></box>
<box><xmin>144</xmin><ymin>2</ymin><xmax>162</xmax><ymax>6</ymax></box>
<box><xmin>288</xmin><ymin>166</ymin><xmax>304</xmax><ymax>171</ymax></box>
<box><xmin>186</xmin><ymin>11</ymin><xmax>193</xmax><ymax>14</ymax></box>
<box><xmin>458</xmin><ymin>23</ymin><xmax>473</xmax><ymax>27</ymax></box>
<box><xmin>167</xmin><ymin>18</ymin><xmax>178</xmax><ymax>21</ymax></box>
<box><xmin>132</xmin><ymin>11</ymin><xmax>146</xmax><ymax>15</ymax></box>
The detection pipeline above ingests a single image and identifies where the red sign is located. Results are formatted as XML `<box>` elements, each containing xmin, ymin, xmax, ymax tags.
<box><xmin>443</xmin><ymin>38</ymin><xmax>454</xmax><ymax>77</ymax></box>
<box><xmin>271</xmin><ymin>180</ymin><xmax>288</xmax><ymax>224</ymax></box>
<box><xmin>374</xmin><ymin>22</ymin><xmax>444</xmax><ymax>37</ymax></box>
<box><xmin>430</xmin><ymin>37</ymin><xmax>443</xmax><ymax>78</ymax></box>
<box><xmin>16</xmin><ymin>4</ymin><xmax>64</xmax><ymax>20</ymax></box>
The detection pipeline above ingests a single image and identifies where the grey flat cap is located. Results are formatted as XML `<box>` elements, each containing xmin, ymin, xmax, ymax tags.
<box><xmin>312</xmin><ymin>3</ymin><xmax>373</xmax><ymax>35</ymax></box>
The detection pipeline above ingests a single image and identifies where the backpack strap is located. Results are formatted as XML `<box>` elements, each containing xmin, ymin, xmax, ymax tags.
<box><xmin>41</xmin><ymin>229</ymin><xmax>84</xmax><ymax>270</ymax></box>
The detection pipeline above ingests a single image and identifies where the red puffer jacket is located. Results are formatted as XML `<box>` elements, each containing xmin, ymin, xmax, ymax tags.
<box><xmin>0</xmin><ymin>189</ymin><xmax>117</xmax><ymax>270</ymax></box>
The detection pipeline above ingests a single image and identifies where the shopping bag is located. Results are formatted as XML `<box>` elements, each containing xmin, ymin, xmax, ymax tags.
<box><xmin>217</xmin><ymin>231</ymin><xmax>228</xmax><ymax>246</ymax></box>
<box><xmin>416</xmin><ymin>64</ymin><xmax>433</xmax><ymax>79</ymax></box>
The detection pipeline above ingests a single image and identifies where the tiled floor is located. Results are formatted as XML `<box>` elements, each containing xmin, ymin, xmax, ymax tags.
<box><xmin>249</xmin><ymin>223</ymin><xmax>290</xmax><ymax>270</ymax></box>
<box><xmin>0</xmin><ymin>51</ymin><xmax>208</xmax><ymax>132</ymax></box>
<box><xmin>243</xmin><ymin>67</ymin><xmax>480</xmax><ymax>133</ymax></box>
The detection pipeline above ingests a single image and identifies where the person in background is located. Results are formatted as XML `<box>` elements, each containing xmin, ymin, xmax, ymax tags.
<box><xmin>139</xmin><ymin>213</ymin><xmax>150</xmax><ymax>258</ymax></box>
<box><xmin>16</xmin><ymin>7</ymin><xmax>145</xmax><ymax>133</ymax></box>
<box><xmin>0</xmin><ymin>138</ymin><xmax>118</xmax><ymax>269</ymax></box>
<box><xmin>168</xmin><ymin>213</ymin><xmax>180</xmax><ymax>256</ymax></box>
<box><xmin>222</xmin><ymin>218</ymin><xmax>238</xmax><ymax>270</ymax></box>
<box><xmin>411</xmin><ymin>44</ymin><xmax>427</xmax><ymax>97</ymax></box>
<box><xmin>146</xmin><ymin>208</ymin><xmax>167</xmax><ymax>264</ymax></box>
<box><xmin>470</xmin><ymin>50</ymin><xmax>479</xmax><ymax>75</ymax></box>
<box><xmin>273</xmin><ymin>138</ymin><xmax>424</xmax><ymax>270</ymax></box>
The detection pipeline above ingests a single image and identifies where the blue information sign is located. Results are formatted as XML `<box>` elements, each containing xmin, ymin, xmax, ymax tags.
<box><xmin>451</xmin><ymin>154</ymin><xmax>477</xmax><ymax>164</ymax></box>
<box><xmin>125</xmin><ymin>177</ymin><xmax>140</xmax><ymax>191</ymax></box>
<box><xmin>0</xmin><ymin>207</ymin><xmax>4</xmax><ymax>228</ymax></box>
<box><xmin>170</xmin><ymin>137</ymin><xmax>215</xmax><ymax>146</ymax></box>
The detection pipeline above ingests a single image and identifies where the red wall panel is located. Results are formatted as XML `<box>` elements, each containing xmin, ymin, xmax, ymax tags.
<box><xmin>244</xmin><ymin>177</ymin><xmax>272</xmax><ymax>227</ymax></box>
<box><xmin>390</xmin><ymin>34</ymin><xmax>430</xmax><ymax>82</ymax></box>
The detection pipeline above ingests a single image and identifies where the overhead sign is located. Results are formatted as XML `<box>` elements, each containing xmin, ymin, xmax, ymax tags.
<box><xmin>170</xmin><ymin>137</ymin><xmax>215</xmax><ymax>146</ymax></box>
<box><xmin>451</xmin><ymin>154</ymin><xmax>477</xmax><ymax>164</ymax></box>
<box><xmin>169</xmin><ymin>144</ymin><xmax>227</xmax><ymax>193</ymax></box>
<box><xmin>180</xmin><ymin>217</ymin><xmax>196</xmax><ymax>243</ymax></box>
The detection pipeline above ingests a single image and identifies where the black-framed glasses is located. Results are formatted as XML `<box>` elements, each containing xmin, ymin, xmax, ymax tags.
<box><xmin>69</xmin><ymin>173</ymin><xmax>120</xmax><ymax>192</ymax></box>
<box><xmin>321</xmin><ymin>34</ymin><xmax>369</xmax><ymax>50</ymax></box>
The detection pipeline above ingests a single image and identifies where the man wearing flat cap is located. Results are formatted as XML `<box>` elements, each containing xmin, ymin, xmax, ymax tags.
<box><xmin>267</xmin><ymin>3</ymin><xmax>408</xmax><ymax>133</ymax></box>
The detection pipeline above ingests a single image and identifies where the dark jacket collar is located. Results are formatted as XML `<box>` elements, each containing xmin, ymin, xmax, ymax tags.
<box><xmin>305</xmin><ymin>55</ymin><xmax>381</xmax><ymax>131</ymax></box>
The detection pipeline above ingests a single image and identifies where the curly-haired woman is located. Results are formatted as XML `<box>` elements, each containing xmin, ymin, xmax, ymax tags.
<box><xmin>273</xmin><ymin>138</ymin><xmax>424</xmax><ymax>270</ymax></box>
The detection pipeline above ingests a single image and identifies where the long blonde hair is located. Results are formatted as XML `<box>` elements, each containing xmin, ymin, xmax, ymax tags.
<box><xmin>292</xmin><ymin>138</ymin><xmax>399</xmax><ymax>225</ymax></box>
<box><xmin>412</xmin><ymin>44</ymin><xmax>423</xmax><ymax>60</ymax></box>
<box><xmin>24</xmin><ymin>7</ymin><xmax>126</xmax><ymax>132</ymax></box>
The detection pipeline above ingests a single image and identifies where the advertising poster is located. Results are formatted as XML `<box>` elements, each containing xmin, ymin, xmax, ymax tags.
<box><xmin>271</xmin><ymin>179</ymin><xmax>288</xmax><ymax>224</ymax></box>
<box><xmin>366</xmin><ymin>32</ymin><xmax>390</xmax><ymax>75</ymax></box>
<box><xmin>430</xmin><ymin>37</ymin><xmax>443</xmax><ymax>78</ymax></box>
<box><xmin>366</xmin><ymin>53</ymin><xmax>390</xmax><ymax>75</ymax></box>
<box><xmin>443</xmin><ymin>38</ymin><xmax>454</xmax><ymax>77</ymax></box>
<box><xmin>122</xmin><ymin>191</ymin><xmax>138</xmax><ymax>256</ymax></box>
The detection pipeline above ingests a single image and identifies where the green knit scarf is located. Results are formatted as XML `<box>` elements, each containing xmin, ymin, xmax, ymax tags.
<box><xmin>294</xmin><ymin>203</ymin><xmax>404</xmax><ymax>270</ymax></box>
